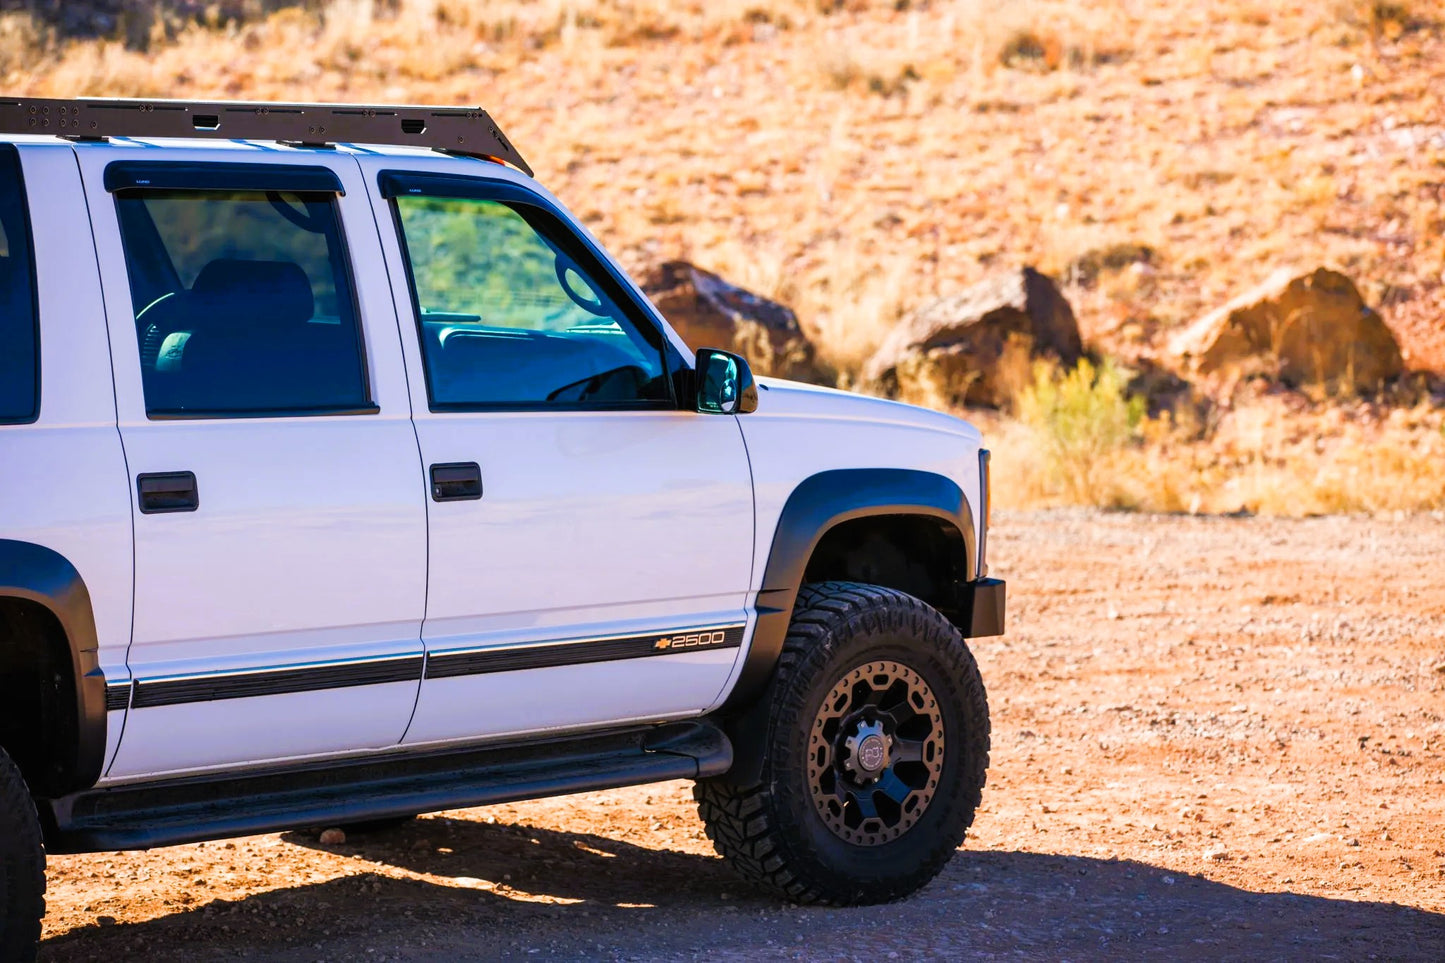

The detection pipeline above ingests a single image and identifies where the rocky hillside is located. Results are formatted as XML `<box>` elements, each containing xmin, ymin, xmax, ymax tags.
<box><xmin>0</xmin><ymin>0</ymin><xmax>1439</xmax><ymax>373</ymax></box>
<box><xmin>3</xmin><ymin>0</ymin><xmax>1441</xmax><ymax>379</ymax></box>
<box><xmin>3</xmin><ymin>1</ymin><xmax>1443</xmax><ymax>513</ymax></box>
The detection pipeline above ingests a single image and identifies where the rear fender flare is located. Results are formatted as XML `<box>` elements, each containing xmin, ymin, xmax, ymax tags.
<box><xmin>0</xmin><ymin>540</ymin><xmax>107</xmax><ymax>792</ymax></box>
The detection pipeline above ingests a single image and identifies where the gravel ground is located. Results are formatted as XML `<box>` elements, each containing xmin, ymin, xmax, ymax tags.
<box><xmin>38</xmin><ymin>509</ymin><xmax>1445</xmax><ymax>961</ymax></box>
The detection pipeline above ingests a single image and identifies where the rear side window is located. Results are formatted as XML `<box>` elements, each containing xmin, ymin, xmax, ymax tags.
<box><xmin>0</xmin><ymin>146</ymin><xmax>39</xmax><ymax>424</ymax></box>
<box><xmin>113</xmin><ymin>188</ymin><xmax>370</xmax><ymax>417</ymax></box>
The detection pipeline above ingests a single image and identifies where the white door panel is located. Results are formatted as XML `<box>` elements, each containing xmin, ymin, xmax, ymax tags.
<box><xmin>116</xmin><ymin>420</ymin><xmax>425</xmax><ymax>666</ymax></box>
<box><xmin>407</xmin><ymin>409</ymin><xmax>754</xmax><ymax>744</ymax></box>
<box><xmin>77</xmin><ymin>144</ymin><xmax>429</xmax><ymax>778</ymax></box>
<box><xmin>420</xmin><ymin>412</ymin><xmax>752</xmax><ymax>635</ymax></box>
<box><xmin>356</xmin><ymin>154</ymin><xmax>757</xmax><ymax>743</ymax></box>
<box><xmin>103</xmin><ymin>417</ymin><xmax>427</xmax><ymax>779</ymax></box>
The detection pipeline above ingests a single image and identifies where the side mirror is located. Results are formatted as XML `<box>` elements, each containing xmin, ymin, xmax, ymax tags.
<box><xmin>695</xmin><ymin>348</ymin><xmax>758</xmax><ymax>415</ymax></box>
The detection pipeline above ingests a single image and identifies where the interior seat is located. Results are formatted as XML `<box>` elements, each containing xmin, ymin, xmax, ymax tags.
<box><xmin>160</xmin><ymin>258</ymin><xmax>352</xmax><ymax>413</ymax></box>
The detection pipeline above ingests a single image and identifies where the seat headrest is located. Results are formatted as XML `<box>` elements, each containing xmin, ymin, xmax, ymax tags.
<box><xmin>191</xmin><ymin>259</ymin><xmax>315</xmax><ymax>330</ymax></box>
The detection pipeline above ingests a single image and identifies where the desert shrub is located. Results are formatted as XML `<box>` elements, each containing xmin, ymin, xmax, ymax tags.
<box><xmin>1066</xmin><ymin>242</ymin><xmax>1154</xmax><ymax>288</ymax></box>
<box><xmin>1013</xmin><ymin>358</ymin><xmax>1146</xmax><ymax>506</ymax></box>
<box><xmin>998</xmin><ymin>27</ymin><xmax>1060</xmax><ymax>70</ymax></box>
<box><xmin>1335</xmin><ymin>0</ymin><xmax>1436</xmax><ymax>44</ymax></box>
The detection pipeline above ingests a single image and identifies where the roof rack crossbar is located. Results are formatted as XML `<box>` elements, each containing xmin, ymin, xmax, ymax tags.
<box><xmin>0</xmin><ymin>97</ymin><xmax>532</xmax><ymax>176</ymax></box>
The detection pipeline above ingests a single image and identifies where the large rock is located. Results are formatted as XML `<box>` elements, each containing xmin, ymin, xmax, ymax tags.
<box><xmin>641</xmin><ymin>261</ymin><xmax>819</xmax><ymax>381</ymax></box>
<box><xmin>863</xmin><ymin>267</ymin><xmax>1083</xmax><ymax>407</ymax></box>
<box><xmin>1169</xmin><ymin>268</ymin><xmax>1403</xmax><ymax>391</ymax></box>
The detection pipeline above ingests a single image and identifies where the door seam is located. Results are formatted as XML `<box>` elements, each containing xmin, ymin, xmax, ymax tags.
<box><xmin>350</xmin><ymin>151</ymin><xmax>430</xmax><ymax>744</ymax></box>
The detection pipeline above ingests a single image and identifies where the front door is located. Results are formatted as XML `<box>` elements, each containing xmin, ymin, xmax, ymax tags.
<box><xmin>365</xmin><ymin>161</ymin><xmax>756</xmax><ymax>746</ymax></box>
<box><xmin>80</xmin><ymin>149</ymin><xmax>428</xmax><ymax>778</ymax></box>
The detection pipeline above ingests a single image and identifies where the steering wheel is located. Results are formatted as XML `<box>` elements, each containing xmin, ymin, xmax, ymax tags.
<box><xmin>545</xmin><ymin>365</ymin><xmax>648</xmax><ymax>403</ymax></box>
<box><xmin>135</xmin><ymin>291</ymin><xmax>178</xmax><ymax>325</ymax></box>
<box><xmin>267</xmin><ymin>192</ymin><xmax>326</xmax><ymax>233</ymax></box>
<box><xmin>554</xmin><ymin>257</ymin><xmax>607</xmax><ymax>315</ymax></box>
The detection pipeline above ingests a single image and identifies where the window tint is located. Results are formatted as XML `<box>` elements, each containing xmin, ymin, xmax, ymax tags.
<box><xmin>394</xmin><ymin>194</ymin><xmax>670</xmax><ymax>409</ymax></box>
<box><xmin>114</xmin><ymin>188</ymin><xmax>370</xmax><ymax>416</ymax></box>
<box><xmin>0</xmin><ymin>146</ymin><xmax>39</xmax><ymax>423</ymax></box>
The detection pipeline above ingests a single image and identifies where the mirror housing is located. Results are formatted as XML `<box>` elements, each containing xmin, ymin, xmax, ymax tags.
<box><xmin>695</xmin><ymin>348</ymin><xmax>759</xmax><ymax>415</ymax></box>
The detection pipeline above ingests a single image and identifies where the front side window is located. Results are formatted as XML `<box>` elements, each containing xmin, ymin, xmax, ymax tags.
<box><xmin>0</xmin><ymin>146</ymin><xmax>38</xmax><ymax>423</ymax></box>
<box><xmin>393</xmin><ymin>193</ymin><xmax>670</xmax><ymax>409</ymax></box>
<box><xmin>114</xmin><ymin>188</ymin><xmax>369</xmax><ymax>416</ymax></box>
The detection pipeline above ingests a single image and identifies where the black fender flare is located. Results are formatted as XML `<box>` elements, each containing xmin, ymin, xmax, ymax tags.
<box><xmin>718</xmin><ymin>469</ymin><xmax>974</xmax><ymax>784</ymax></box>
<box><xmin>0</xmin><ymin>540</ymin><xmax>108</xmax><ymax>793</ymax></box>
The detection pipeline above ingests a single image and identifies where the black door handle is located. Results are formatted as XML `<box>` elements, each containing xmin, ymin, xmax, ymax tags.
<box><xmin>137</xmin><ymin>471</ymin><xmax>199</xmax><ymax>514</ymax></box>
<box><xmin>430</xmin><ymin>462</ymin><xmax>482</xmax><ymax>502</ymax></box>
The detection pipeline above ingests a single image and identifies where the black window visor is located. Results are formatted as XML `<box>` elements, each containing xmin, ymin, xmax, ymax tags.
<box><xmin>104</xmin><ymin>162</ymin><xmax>344</xmax><ymax>195</ymax></box>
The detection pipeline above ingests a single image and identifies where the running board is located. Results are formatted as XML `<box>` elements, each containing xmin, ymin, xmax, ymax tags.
<box><xmin>41</xmin><ymin>721</ymin><xmax>731</xmax><ymax>854</ymax></box>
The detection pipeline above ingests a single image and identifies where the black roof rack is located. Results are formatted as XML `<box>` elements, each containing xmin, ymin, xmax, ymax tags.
<box><xmin>0</xmin><ymin>96</ymin><xmax>532</xmax><ymax>176</ymax></box>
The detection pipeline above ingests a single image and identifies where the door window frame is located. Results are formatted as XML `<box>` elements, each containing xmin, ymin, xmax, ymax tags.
<box><xmin>105</xmin><ymin>161</ymin><xmax>378</xmax><ymax>421</ymax></box>
<box><xmin>379</xmin><ymin>170</ymin><xmax>684</xmax><ymax>413</ymax></box>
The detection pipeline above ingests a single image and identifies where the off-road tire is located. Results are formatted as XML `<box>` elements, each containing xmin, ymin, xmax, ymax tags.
<box><xmin>695</xmin><ymin>581</ymin><xmax>990</xmax><ymax>905</ymax></box>
<box><xmin>0</xmin><ymin>747</ymin><xmax>45</xmax><ymax>963</ymax></box>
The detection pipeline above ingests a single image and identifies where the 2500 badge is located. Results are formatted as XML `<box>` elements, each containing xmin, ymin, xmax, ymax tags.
<box><xmin>655</xmin><ymin>629</ymin><xmax>735</xmax><ymax>651</ymax></box>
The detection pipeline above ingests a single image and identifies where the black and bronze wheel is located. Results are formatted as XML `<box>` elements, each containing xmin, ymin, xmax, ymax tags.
<box><xmin>808</xmin><ymin>659</ymin><xmax>946</xmax><ymax>847</ymax></box>
<box><xmin>695</xmin><ymin>581</ymin><xmax>990</xmax><ymax>906</ymax></box>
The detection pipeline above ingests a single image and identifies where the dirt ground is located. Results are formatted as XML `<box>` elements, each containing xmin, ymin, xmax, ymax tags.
<box><xmin>37</xmin><ymin>509</ymin><xmax>1445</xmax><ymax>961</ymax></box>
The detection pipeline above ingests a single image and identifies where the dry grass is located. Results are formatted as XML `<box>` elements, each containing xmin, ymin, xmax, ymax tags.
<box><xmin>2</xmin><ymin>0</ymin><xmax>1442</xmax><ymax>515</ymax></box>
<box><xmin>990</xmin><ymin>365</ymin><xmax>1445</xmax><ymax>516</ymax></box>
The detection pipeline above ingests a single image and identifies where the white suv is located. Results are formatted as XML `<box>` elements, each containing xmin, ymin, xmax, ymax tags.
<box><xmin>0</xmin><ymin>98</ymin><xmax>1003</xmax><ymax>960</ymax></box>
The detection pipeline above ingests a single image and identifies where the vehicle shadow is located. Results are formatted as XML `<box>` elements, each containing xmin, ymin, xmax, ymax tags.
<box><xmin>40</xmin><ymin>815</ymin><xmax>1445</xmax><ymax>962</ymax></box>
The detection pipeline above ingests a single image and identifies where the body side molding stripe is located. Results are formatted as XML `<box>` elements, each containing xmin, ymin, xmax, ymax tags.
<box><xmin>105</xmin><ymin>683</ymin><xmax>132</xmax><ymax>712</ymax></box>
<box><xmin>425</xmin><ymin>625</ymin><xmax>745</xmax><ymax>679</ymax></box>
<box><xmin>131</xmin><ymin>656</ymin><xmax>425</xmax><ymax>708</ymax></box>
<box><xmin>113</xmin><ymin>624</ymin><xmax>747</xmax><ymax>709</ymax></box>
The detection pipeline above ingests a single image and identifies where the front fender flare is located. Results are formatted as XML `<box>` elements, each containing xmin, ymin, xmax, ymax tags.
<box><xmin>718</xmin><ymin>469</ymin><xmax>974</xmax><ymax>784</ymax></box>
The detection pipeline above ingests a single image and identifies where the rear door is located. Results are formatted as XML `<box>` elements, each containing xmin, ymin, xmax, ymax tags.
<box><xmin>361</xmin><ymin>157</ymin><xmax>756</xmax><ymax>746</ymax></box>
<box><xmin>77</xmin><ymin>146</ymin><xmax>428</xmax><ymax>778</ymax></box>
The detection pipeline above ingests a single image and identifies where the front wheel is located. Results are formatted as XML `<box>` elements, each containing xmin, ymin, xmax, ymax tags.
<box><xmin>695</xmin><ymin>582</ymin><xmax>990</xmax><ymax>905</ymax></box>
<box><xmin>0</xmin><ymin>746</ymin><xmax>45</xmax><ymax>962</ymax></box>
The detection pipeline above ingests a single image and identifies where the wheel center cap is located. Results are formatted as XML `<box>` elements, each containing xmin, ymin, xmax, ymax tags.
<box><xmin>843</xmin><ymin>719</ymin><xmax>892</xmax><ymax>781</ymax></box>
<box><xmin>855</xmin><ymin>733</ymin><xmax>888</xmax><ymax>774</ymax></box>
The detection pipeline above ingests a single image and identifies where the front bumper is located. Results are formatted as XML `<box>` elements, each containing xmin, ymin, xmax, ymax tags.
<box><xmin>949</xmin><ymin>577</ymin><xmax>1006</xmax><ymax>638</ymax></box>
